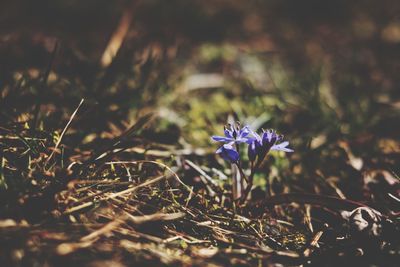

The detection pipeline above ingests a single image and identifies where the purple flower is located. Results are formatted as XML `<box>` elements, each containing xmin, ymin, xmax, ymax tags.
<box><xmin>212</xmin><ymin>124</ymin><xmax>252</xmax><ymax>144</ymax></box>
<box><xmin>247</xmin><ymin>138</ymin><xmax>259</xmax><ymax>162</ymax></box>
<box><xmin>216</xmin><ymin>143</ymin><xmax>240</xmax><ymax>163</ymax></box>
<box><xmin>248</xmin><ymin>129</ymin><xmax>293</xmax><ymax>162</ymax></box>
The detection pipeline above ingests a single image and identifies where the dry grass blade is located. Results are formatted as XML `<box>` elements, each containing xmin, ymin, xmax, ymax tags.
<box><xmin>105</xmin><ymin>173</ymin><xmax>167</xmax><ymax>200</ymax></box>
<box><xmin>80</xmin><ymin>218</ymin><xmax>122</xmax><ymax>243</ymax></box>
<box><xmin>45</xmin><ymin>98</ymin><xmax>84</xmax><ymax>166</ymax></box>
<box><xmin>124</xmin><ymin>211</ymin><xmax>185</xmax><ymax>225</ymax></box>
<box><xmin>100</xmin><ymin>1</ymin><xmax>138</xmax><ymax>67</ymax></box>
<box><xmin>185</xmin><ymin>159</ymin><xmax>219</xmax><ymax>187</ymax></box>
<box><xmin>303</xmin><ymin>230</ymin><xmax>324</xmax><ymax>257</ymax></box>
<box><xmin>56</xmin><ymin>239</ymin><xmax>97</xmax><ymax>256</ymax></box>
<box><xmin>64</xmin><ymin>173</ymin><xmax>166</xmax><ymax>214</ymax></box>
<box><xmin>263</xmin><ymin>193</ymin><xmax>378</xmax><ymax>212</ymax></box>
<box><xmin>105</xmin><ymin>160</ymin><xmax>192</xmax><ymax>192</ymax></box>
<box><xmin>91</xmin><ymin>113</ymin><xmax>153</xmax><ymax>162</ymax></box>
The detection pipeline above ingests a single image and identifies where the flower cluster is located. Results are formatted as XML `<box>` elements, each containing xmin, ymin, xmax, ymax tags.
<box><xmin>212</xmin><ymin>122</ymin><xmax>293</xmax><ymax>203</ymax></box>
<box><xmin>212</xmin><ymin>123</ymin><xmax>293</xmax><ymax>164</ymax></box>
<box><xmin>212</xmin><ymin>123</ymin><xmax>252</xmax><ymax>162</ymax></box>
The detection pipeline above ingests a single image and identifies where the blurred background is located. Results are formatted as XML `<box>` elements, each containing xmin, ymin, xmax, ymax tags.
<box><xmin>1</xmin><ymin>0</ymin><xmax>400</xmax><ymax>201</ymax></box>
